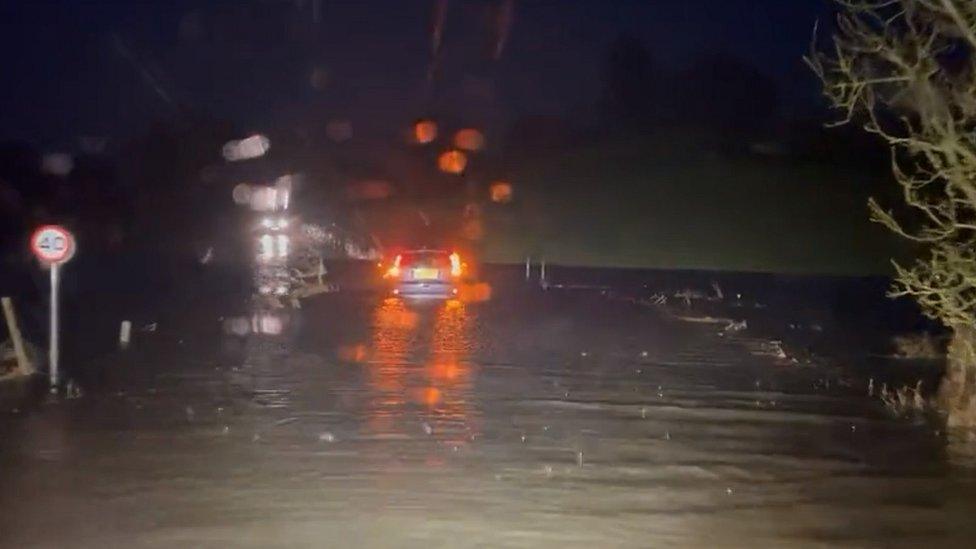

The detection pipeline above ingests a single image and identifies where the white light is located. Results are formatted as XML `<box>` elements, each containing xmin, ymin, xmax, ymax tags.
<box><xmin>258</xmin><ymin>285</ymin><xmax>272</xmax><ymax>295</ymax></box>
<box><xmin>258</xmin><ymin>234</ymin><xmax>274</xmax><ymax>262</ymax></box>
<box><xmin>274</xmin><ymin>285</ymin><xmax>289</xmax><ymax>296</ymax></box>
<box><xmin>261</xmin><ymin>217</ymin><xmax>273</xmax><ymax>228</ymax></box>
<box><xmin>276</xmin><ymin>234</ymin><xmax>289</xmax><ymax>258</ymax></box>
<box><xmin>222</xmin><ymin>134</ymin><xmax>270</xmax><ymax>162</ymax></box>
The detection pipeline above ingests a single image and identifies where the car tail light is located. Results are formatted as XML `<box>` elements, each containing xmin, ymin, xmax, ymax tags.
<box><xmin>385</xmin><ymin>254</ymin><xmax>402</xmax><ymax>278</ymax></box>
<box><xmin>450</xmin><ymin>252</ymin><xmax>462</xmax><ymax>277</ymax></box>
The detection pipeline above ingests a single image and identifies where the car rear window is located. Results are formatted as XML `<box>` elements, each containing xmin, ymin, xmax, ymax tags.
<box><xmin>401</xmin><ymin>252</ymin><xmax>450</xmax><ymax>268</ymax></box>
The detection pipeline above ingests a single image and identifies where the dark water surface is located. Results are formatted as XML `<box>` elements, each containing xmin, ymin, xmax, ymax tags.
<box><xmin>1</xmin><ymin>272</ymin><xmax>975</xmax><ymax>548</ymax></box>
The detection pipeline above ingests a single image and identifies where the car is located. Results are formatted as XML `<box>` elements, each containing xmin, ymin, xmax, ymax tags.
<box><xmin>382</xmin><ymin>249</ymin><xmax>463</xmax><ymax>299</ymax></box>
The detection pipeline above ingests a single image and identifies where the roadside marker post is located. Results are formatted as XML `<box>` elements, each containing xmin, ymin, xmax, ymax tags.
<box><xmin>29</xmin><ymin>225</ymin><xmax>76</xmax><ymax>390</ymax></box>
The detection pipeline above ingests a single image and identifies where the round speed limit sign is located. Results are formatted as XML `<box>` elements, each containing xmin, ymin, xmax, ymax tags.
<box><xmin>30</xmin><ymin>225</ymin><xmax>75</xmax><ymax>264</ymax></box>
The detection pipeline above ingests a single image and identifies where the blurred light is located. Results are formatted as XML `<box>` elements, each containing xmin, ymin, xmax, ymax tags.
<box><xmin>275</xmin><ymin>175</ymin><xmax>293</xmax><ymax>210</ymax></box>
<box><xmin>232</xmin><ymin>183</ymin><xmax>252</xmax><ymax>205</ymax></box>
<box><xmin>261</xmin><ymin>217</ymin><xmax>273</xmax><ymax>228</ymax></box>
<box><xmin>438</xmin><ymin>150</ymin><xmax>467</xmax><ymax>174</ymax></box>
<box><xmin>258</xmin><ymin>285</ymin><xmax>272</xmax><ymax>295</ymax></box>
<box><xmin>384</xmin><ymin>254</ymin><xmax>402</xmax><ymax>279</ymax></box>
<box><xmin>326</xmin><ymin>119</ymin><xmax>353</xmax><ymax>142</ymax></box>
<box><xmin>41</xmin><ymin>153</ymin><xmax>73</xmax><ymax>176</ymax></box>
<box><xmin>253</xmin><ymin>313</ymin><xmax>283</xmax><ymax>334</ymax></box>
<box><xmin>222</xmin><ymin>134</ymin><xmax>270</xmax><ymax>162</ymax></box>
<box><xmin>490</xmin><ymin>181</ymin><xmax>513</xmax><ymax>203</ymax></box>
<box><xmin>276</xmin><ymin>234</ymin><xmax>289</xmax><ymax>258</ymax></box>
<box><xmin>450</xmin><ymin>252</ymin><xmax>462</xmax><ymax>277</ymax></box>
<box><xmin>453</xmin><ymin>128</ymin><xmax>485</xmax><ymax>152</ymax></box>
<box><xmin>274</xmin><ymin>285</ymin><xmax>289</xmax><ymax>296</ymax></box>
<box><xmin>250</xmin><ymin>187</ymin><xmax>277</xmax><ymax>212</ymax></box>
<box><xmin>258</xmin><ymin>234</ymin><xmax>274</xmax><ymax>263</ymax></box>
<box><xmin>414</xmin><ymin>119</ymin><xmax>438</xmax><ymax>144</ymax></box>
<box><xmin>421</xmin><ymin>387</ymin><xmax>442</xmax><ymax>407</ymax></box>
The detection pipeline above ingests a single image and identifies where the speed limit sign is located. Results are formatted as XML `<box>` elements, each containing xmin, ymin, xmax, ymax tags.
<box><xmin>30</xmin><ymin>225</ymin><xmax>75</xmax><ymax>264</ymax></box>
<box><xmin>29</xmin><ymin>225</ymin><xmax>75</xmax><ymax>390</ymax></box>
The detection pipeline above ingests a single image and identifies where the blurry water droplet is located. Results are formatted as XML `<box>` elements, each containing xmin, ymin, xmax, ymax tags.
<box><xmin>520</xmin><ymin>434</ymin><xmax>526</xmax><ymax>443</ymax></box>
<box><xmin>726</xmin><ymin>487</ymin><xmax>734</xmax><ymax>496</ymax></box>
<box><xmin>580</xmin><ymin>351</ymin><xmax>588</xmax><ymax>357</ymax></box>
<box><xmin>318</xmin><ymin>432</ymin><xmax>336</xmax><ymax>443</ymax></box>
<box><xmin>640</xmin><ymin>351</ymin><xmax>649</xmax><ymax>358</ymax></box>
<box><xmin>222</xmin><ymin>425</ymin><xmax>230</xmax><ymax>435</ymax></box>
<box><xmin>543</xmin><ymin>425</ymin><xmax>550</xmax><ymax>432</ymax></box>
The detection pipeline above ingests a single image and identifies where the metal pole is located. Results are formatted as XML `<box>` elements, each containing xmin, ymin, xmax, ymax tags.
<box><xmin>49</xmin><ymin>263</ymin><xmax>60</xmax><ymax>389</ymax></box>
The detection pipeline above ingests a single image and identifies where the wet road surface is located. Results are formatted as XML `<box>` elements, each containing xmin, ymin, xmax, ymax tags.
<box><xmin>2</xmin><ymin>287</ymin><xmax>976</xmax><ymax>548</ymax></box>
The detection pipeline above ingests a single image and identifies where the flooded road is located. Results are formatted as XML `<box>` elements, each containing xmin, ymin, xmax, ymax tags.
<box><xmin>2</xmin><ymin>287</ymin><xmax>976</xmax><ymax>548</ymax></box>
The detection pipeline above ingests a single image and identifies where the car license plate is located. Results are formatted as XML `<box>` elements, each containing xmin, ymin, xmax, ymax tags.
<box><xmin>413</xmin><ymin>268</ymin><xmax>439</xmax><ymax>280</ymax></box>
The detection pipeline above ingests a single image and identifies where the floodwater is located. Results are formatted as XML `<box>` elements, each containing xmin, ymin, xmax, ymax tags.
<box><xmin>2</xmin><ymin>284</ymin><xmax>976</xmax><ymax>548</ymax></box>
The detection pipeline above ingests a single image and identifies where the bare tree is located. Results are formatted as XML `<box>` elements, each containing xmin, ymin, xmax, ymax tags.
<box><xmin>807</xmin><ymin>0</ymin><xmax>976</xmax><ymax>426</ymax></box>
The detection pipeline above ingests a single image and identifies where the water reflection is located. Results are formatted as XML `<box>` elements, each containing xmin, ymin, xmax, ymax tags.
<box><xmin>365</xmin><ymin>298</ymin><xmax>477</xmax><ymax>449</ymax></box>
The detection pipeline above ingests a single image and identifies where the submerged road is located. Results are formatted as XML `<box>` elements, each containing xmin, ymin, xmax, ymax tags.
<box><xmin>1</xmin><ymin>284</ymin><xmax>975</xmax><ymax>548</ymax></box>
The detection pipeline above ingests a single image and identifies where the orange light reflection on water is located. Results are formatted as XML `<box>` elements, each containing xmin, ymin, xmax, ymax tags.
<box><xmin>365</xmin><ymin>298</ymin><xmax>477</xmax><ymax>453</ymax></box>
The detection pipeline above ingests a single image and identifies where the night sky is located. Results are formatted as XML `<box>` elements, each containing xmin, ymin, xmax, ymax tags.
<box><xmin>0</xmin><ymin>0</ymin><xmax>830</xmax><ymax>148</ymax></box>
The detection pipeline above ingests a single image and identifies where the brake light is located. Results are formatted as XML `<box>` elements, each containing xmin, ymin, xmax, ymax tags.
<box><xmin>385</xmin><ymin>254</ymin><xmax>402</xmax><ymax>278</ymax></box>
<box><xmin>450</xmin><ymin>252</ymin><xmax>462</xmax><ymax>277</ymax></box>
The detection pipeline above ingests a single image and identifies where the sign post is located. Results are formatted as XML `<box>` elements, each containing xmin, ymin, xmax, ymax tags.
<box><xmin>30</xmin><ymin>225</ymin><xmax>75</xmax><ymax>390</ymax></box>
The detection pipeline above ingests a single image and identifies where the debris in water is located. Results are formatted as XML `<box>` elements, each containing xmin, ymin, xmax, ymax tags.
<box><xmin>318</xmin><ymin>432</ymin><xmax>336</xmax><ymax>443</ymax></box>
<box><xmin>723</xmin><ymin>319</ymin><xmax>747</xmax><ymax>333</ymax></box>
